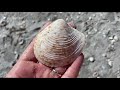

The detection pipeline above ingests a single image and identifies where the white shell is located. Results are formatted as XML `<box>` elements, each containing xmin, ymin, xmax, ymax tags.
<box><xmin>88</xmin><ymin>57</ymin><xmax>95</xmax><ymax>62</ymax></box>
<box><xmin>34</xmin><ymin>19</ymin><xmax>85</xmax><ymax>67</ymax></box>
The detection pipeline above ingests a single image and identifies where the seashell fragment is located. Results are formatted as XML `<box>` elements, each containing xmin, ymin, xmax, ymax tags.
<box><xmin>34</xmin><ymin>19</ymin><xmax>86</xmax><ymax>67</ymax></box>
<box><xmin>107</xmin><ymin>59</ymin><xmax>113</xmax><ymax>68</ymax></box>
<box><xmin>113</xmin><ymin>35</ymin><xmax>119</xmax><ymax>41</ymax></box>
<box><xmin>108</xmin><ymin>36</ymin><xmax>113</xmax><ymax>40</ymax></box>
<box><xmin>92</xmin><ymin>72</ymin><xmax>99</xmax><ymax>78</ymax></box>
<box><xmin>88</xmin><ymin>57</ymin><xmax>95</xmax><ymax>62</ymax></box>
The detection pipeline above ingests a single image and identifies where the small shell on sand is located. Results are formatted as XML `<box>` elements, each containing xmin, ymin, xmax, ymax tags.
<box><xmin>88</xmin><ymin>57</ymin><xmax>95</xmax><ymax>62</ymax></box>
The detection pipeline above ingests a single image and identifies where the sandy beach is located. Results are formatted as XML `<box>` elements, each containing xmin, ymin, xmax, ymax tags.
<box><xmin>0</xmin><ymin>12</ymin><xmax>120</xmax><ymax>78</ymax></box>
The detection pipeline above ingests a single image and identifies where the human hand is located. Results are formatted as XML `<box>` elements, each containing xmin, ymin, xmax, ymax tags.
<box><xmin>6</xmin><ymin>21</ymin><xmax>84</xmax><ymax>78</ymax></box>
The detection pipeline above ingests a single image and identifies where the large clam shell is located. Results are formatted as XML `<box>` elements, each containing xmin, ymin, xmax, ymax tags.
<box><xmin>34</xmin><ymin>19</ymin><xmax>85</xmax><ymax>67</ymax></box>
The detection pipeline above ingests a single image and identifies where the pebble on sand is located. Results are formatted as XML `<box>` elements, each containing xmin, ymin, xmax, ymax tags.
<box><xmin>96</xmin><ymin>76</ymin><xmax>101</xmax><ymax>78</ymax></box>
<box><xmin>110</xmin><ymin>39</ymin><xmax>116</xmax><ymax>44</ymax></box>
<box><xmin>88</xmin><ymin>57</ymin><xmax>95</xmax><ymax>62</ymax></box>
<box><xmin>117</xmin><ymin>74</ymin><xmax>120</xmax><ymax>78</ymax></box>
<box><xmin>19</xmin><ymin>39</ymin><xmax>25</xmax><ymax>45</ymax></box>
<box><xmin>108</xmin><ymin>36</ymin><xmax>113</xmax><ymax>40</ymax></box>
<box><xmin>93</xmin><ymin>72</ymin><xmax>99</xmax><ymax>77</ymax></box>
<box><xmin>113</xmin><ymin>35</ymin><xmax>119</xmax><ymax>41</ymax></box>
<box><xmin>14</xmin><ymin>51</ymin><xmax>19</xmax><ymax>59</ymax></box>
<box><xmin>109</xmin><ymin>35</ymin><xmax>119</xmax><ymax>44</ymax></box>
<box><xmin>11</xmin><ymin>61</ymin><xmax>16</xmax><ymax>66</ymax></box>
<box><xmin>107</xmin><ymin>59</ymin><xmax>113</xmax><ymax>67</ymax></box>
<box><xmin>0</xmin><ymin>16</ymin><xmax>7</xmax><ymax>27</ymax></box>
<box><xmin>102</xmin><ymin>53</ymin><xmax>107</xmax><ymax>57</ymax></box>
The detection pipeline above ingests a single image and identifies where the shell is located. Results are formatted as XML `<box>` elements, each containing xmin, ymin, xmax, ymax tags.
<box><xmin>34</xmin><ymin>19</ymin><xmax>85</xmax><ymax>67</ymax></box>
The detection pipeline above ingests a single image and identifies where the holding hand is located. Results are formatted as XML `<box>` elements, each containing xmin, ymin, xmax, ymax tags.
<box><xmin>6</xmin><ymin>21</ymin><xmax>84</xmax><ymax>78</ymax></box>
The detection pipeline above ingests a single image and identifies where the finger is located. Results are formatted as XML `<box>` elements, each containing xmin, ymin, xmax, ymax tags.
<box><xmin>68</xmin><ymin>21</ymin><xmax>77</xmax><ymax>29</ymax></box>
<box><xmin>18</xmin><ymin>21</ymin><xmax>52</xmax><ymax>62</ymax></box>
<box><xmin>62</xmin><ymin>53</ymin><xmax>84</xmax><ymax>78</ymax></box>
